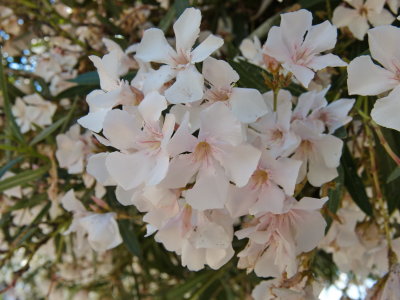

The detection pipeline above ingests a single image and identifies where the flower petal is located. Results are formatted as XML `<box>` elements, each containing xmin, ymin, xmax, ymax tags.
<box><xmin>219</xmin><ymin>144</ymin><xmax>261</xmax><ymax>187</ymax></box>
<box><xmin>280</xmin><ymin>9</ymin><xmax>312</xmax><ymax>51</ymax></box>
<box><xmin>191</xmin><ymin>34</ymin><xmax>224</xmax><ymax>63</ymax></box>
<box><xmin>347</xmin><ymin>55</ymin><xmax>398</xmax><ymax>95</ymax></box>
<box><xmin>368</xmin><ymin>25</ymin><xmax>400</xmax><ymax>73</ymax></box>
<box><xmin>199</xmin><ymin>102</ymin><xmax>243</xmax><ymax>146</ymax></box>
<box><xmin>202</xmin><ymin>57</ymin><xmax>239</xmax><ymax>87</ymax></box>
<box><xmin>138</xmin><ymin>91</ymin><xmax>167</xmax><ymax>124</ymax></box>
<box><xmin>161</xmin><ymin>154</ymin><xmax>198</xmax><ymax>188</ymax></box>
<box><xmin>371</xmin><ymin>87</ymin><xmax>400</xmax><ymax>131</ymax></box>
<box><xmin>173</xmin><ymin>7</ymin><xmax>201</xmax><ymax>52</ymax></box>
<box><xmin>186</xmin><ymin>163</ymin><xmax>229</xmax><ymax>210</ymax></box>
<box><xmin>135</xmin><ymin>28</ymin><xmax>176</xmax><ymax>65</ymax></box>
<box><xmin>87</xmin><ymin>153</ymin><xmax>116</xmax><ymax>186</ymax></box>
<box><xmin>303</xmin><ymin>20</ymin><xmax>337</xmax><ymax>53</ymax></box>
<box><xmin>165</xmin><ymin>67</ymin><xmax>204</xmax><ymax>103</ymax></box>
<box><xmin>102</xmin><ymin>109</ymin><xmax>140</xmax><ymax>150</ymax></box>
<box><xmin>229</xmin><ymin>88</ymin><xmax>269</xmax><ymax>123</ymax></box>
<box><xmin>106</xmin><ymin>151</ymin><xmax>151</xmax><ymax>190</ymax></box>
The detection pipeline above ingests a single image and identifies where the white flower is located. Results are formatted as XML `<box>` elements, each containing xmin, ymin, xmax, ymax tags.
<box><xmin>61</xmin><ymin>189</ymin><xmax>122</xmax><ymax>253</ymax></box>
<box><xmin>236</xmin><ymin>196</ymin><xmax>327</xmax><ymax>278</ymax></box>
<box><xmin>348</xmin><ymin>25</ymin><xmax>400</xmax><ymax>131</ymax></box>
<box><xmin>250</xmin><ymin>90</ymin><xmax>300</xmax><ymax>157</ymax></box>
<box><xmin>56</xmin><ymin>124</ymin><xmax>95</xmax><ymax>174</ymax></box>
<box><xmin>12</xmin><ymin>93</ymin><xmax>56</xmax><ymax>133</ymax></box>
<box><xmin>226</xmin><ymin>150</ymin><xmax>301</xmax><ymax>217</ymax></box>
<box><xmin>292</xmin><ymin>120</ymin><xmax>343</xmax><ymax>187</ymax></box>
<box><xmin>333</xmin><ymin>0</ymin><xmax>394</xmax><ymax>40</ymax></box>
<box><xmin>161</xmin><ymin>102</ymin><xmax>261</xmax><ymax>210</ymax></box>
<box><xmin>135</xmin><ymin>7</ymin><xmax>223</xmax><ymax>103</ymax></box>
<box><xmin>87</xmin><ymin>92</ymin><xmax>175</xmax><ymax>191</ymax></box>
<box><xmin>78</xmin><ymin>40</ymin><xmax>139</xmax><ymax>132</ymax></box>
<box><xmin>264</xmin><ymin>9</ymin><xmax>346</xmax><ymax>88</ymax></box>
<box><xmin>202</xmin><ymin>57</ymin><xmax>268</xmax><ymax>123</ymax></box>
<box><xmin>154</xmin><ymin>206</ymin><xmax>234</xmax><ymax>271</ymax></box>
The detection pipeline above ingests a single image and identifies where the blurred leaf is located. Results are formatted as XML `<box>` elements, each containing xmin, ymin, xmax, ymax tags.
<box><xmin>387</xmin><ymin>167</ymin><xmax>400</xmax><ymax>184</ymax></box>
<box><xmin>341</xmin><ymin>144</ymin><xmax>373</xmax><ymax>216</ymax></box>
<box><xmin>68</xmin><ymin>71</ymin><xmax>100</xmax><ymax>86</ymax></box>
<box><xmin>161</xmin><ymin>271</ymin><xmax>213</xmax><ymax>299</ymax></box>
<box><xmin>174</xmin><ymin>0</ymin><xmax>190</xmax><ymax>17</ymax></box>
<box><xmin>14</xmin><ymin>202</ymin><xmax>51</xmax><ymax>247</ymax></box>
<box><xmin>229</xmin><ymin>59</ymin><xmax>268</xmax><ymax>92</ymax></box>
<box><xmin>375</xmin><ymin>128</ymin><xmax>400</xmax><ymax>212</ymax></box>
<box><xmin>0</xmin><ymin>156</ymin><xmax>23</xmax><ymax>178</ymax></box>
<box><xmin>159</xmin><ymin>7</ymin><xmax>176</xmax><ymax>32</ymax></box>
<box><xmin>326</xmin><ymin>165</ymin><xmax>344</xmax><ymax>230</ymax></box>
<box><xmin>0</xmin><ymin>48</ymin><xmax>25</xmax><ymax>144</ymax></box>
<box><xmin>55</xmin><ymin>85</ymin><xmax>98</xmax><ymax>100</ymax></box>
<box><xmin>118</xmin><ymin>219</ymin><xmax>142</xmax><ymax>259</ymax></box>
<box><xmin>6</xmin><ymin>194</ymin><xmax>47</xmax><ymax>212</ymax></box>
<box><xmin>29</xmin><ymin>116</ymin><xmax>68</xmax><ymax>146</ymax></box>
<box><xmin>0</xmin><ymin>166</ymin><xmax>49</xmax><ymax>193</ymax></box>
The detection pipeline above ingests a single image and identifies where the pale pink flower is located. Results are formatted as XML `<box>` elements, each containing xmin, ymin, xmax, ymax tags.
<box><xmin>78</xmin><ymin>48</ymin><xmax>137</xmax><ymax>132</ymax></box>
<box><xmin>12</xmin><ymin>93</ymin><xmax>56</xmax><ymax>133</ymax></box>
<box><xmin>56</xmin><ymin>124</ymin><xmax>95</xmax><ymax>174</ymax></box>
<box><xmin>333</xmin><ymin>0</ymin><xmax>394</xmax><ymax>40</ymax></box>
<box><xmin>61</xmin><ymin>190</ymin><xmax>122</xmax><ymax>253</ymax></box>
<box><xmin>250</xmin><ymin>90</ymin><xmax>300</xmax><ymax>157</ymax></box>
<box><xmin>236</xmin><ymin>196</ymin><xmax>327</xmax><ymax>278</ymax></box>
<box><xmin>161</xmin><ymin>102</ymin><xmax>261</xmax><ymax>210</ymax></box>
<box><xmin>135</xmin><ymin>7</ymin><xmax>223</xmax><ymax>103</ymax></box>
<box><xmin>264</xmin><ymin>9</ymin><xmax>346</xmax><ymax>88</ymax></box>
<box><xmin>154</xmin><ymin>206</ymin><xmax>234</xmax><ymax>271</ymax></box>
<box><xmin>203</xmin><ymin>57</ymin><xmax>268</xmax><ymax>123</ymax></box>
<box><xmin>89</xmin><ymin>92</ymin><xmax>175</xmax><ymax>191</ymax></box>
<box><xmin>291</xmin><ymin>120</ymin><xmax>343</xmax><ymax>187</ymax></box>
<box><xmin>226</xmin><ymin>150</ymin><xmax>302</xmax><ymax>217</ymax></box>
<box><xmin>348</xmin><ymin>25</ymin><xmax>400</xmax><ymax>131</ymax></box>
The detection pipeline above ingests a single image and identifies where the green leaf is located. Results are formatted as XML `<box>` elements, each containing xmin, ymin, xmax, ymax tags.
<box><xmin>0</xmin><ymin>166</ymin><xmax>49</xmax><ymax>193</ymax></box>
<box><xmin>68</xmin><ymin>71</ymin><xmax>100</xmax><ymax>86</ymax></box>
<box><xmin>341</xmin><ymin>145</ymin><xmax>373</xmax><ymax>216</ymax></box>
<box><xmin>0</xmin><ymin>48</ymin><xmax>25</xmax><ymax>144</ymax></box>
<box><xmin>174</xmin><ymin>0</ymin><xmax>190</xmax><ymax>17</ymax></box>
<box><xmin>229</xmin><ymin>59</ymin><xmax>268</xmax><ymax>92</ymax></box>
<box><xmin>0</xmin><ymin>156</ymin><xmax>23</xmax><ymax>178</ymax></box>
<box><xmin>6</xmin><ymin>193</ymin><xmax>47</xmax><ymax>212</ymax></box>
<box><xmin>29</xmin><ymin>116</ymin><xmax>67</xmax><ymax>146</ymax></box>
<box><xmin>387</xmin><ymin>167</ymin><xmax>400</xmax><ymax>184</ymax></box>
<box><xmin>161</xmin><ymin>271</ymin><xmax>213</xmax><ymax>299</ymax></box>
<box><xmin>159</xmin><ymin>7</ymin><xmax>176</xmax><ymax>32</ymax></box>
<box><xmin>55</xmin><ymin>84</ymin><xmax>98</xmax><ymax>100</ymax></box>
<box><xmin>326</xmin><ymin>165</ymin><xmax>344</xmax><ymax>230</ymax></box>
<box><xmin>118</xmin><ymin>219</ymin><xmax>142</xmax><ymax>258</ymax></box>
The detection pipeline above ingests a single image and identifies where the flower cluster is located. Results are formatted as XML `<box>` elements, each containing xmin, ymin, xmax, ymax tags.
<box><xmin>77</xmin><ymin>8</ymin><xmax>352</xmax><ymax>281</ymax></box>
<box><xmin>3</xmin><ymin>0</ymin><xmax>400</xmax><ymax>299</ymax></box>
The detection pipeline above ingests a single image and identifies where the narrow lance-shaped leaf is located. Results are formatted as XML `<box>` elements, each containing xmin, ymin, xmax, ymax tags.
<box><xmin>341</xmin><ymin>144</ymin><xmax>373</xmax><ymax>216</ymax></box>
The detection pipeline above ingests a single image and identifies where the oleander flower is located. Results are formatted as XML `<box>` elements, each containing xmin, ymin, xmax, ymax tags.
<box><xmin>332</xmin><ymin>0</ymin><xmax>394</xmax><ymax>40</ymax></box>
<box><xmin>348</xmin><ymin>25</ymin><xmax>400</xmax><ymax>131</ymax></box>
<box><xmin>61</xmin><ymin>190</ymin><xmax>122</xmax><ymax>253</ymax></box>
<box><xmin>236</xmin><ymin>196</ymin><xmax>327</xmax><ymax>278</ymax></box>
<box><xmin>135</xmin><ymin>7</ymin><xmax>223</xmax><ymax>103</ymax></box>
<box><xmin>203</xmin><ymin>57</ymin><xmax>268</xmax><ymax>123</ymax></box>
<box><xmin>161</xmin><ymin>102</ymin><xmax>261</xmax><ymax>210</ymax></box>
<box><xmin>264</xmin><ymin>9</ymin><xmax>346</xmax><ymax>88</ymax></box>
<box><xmin>12</xmin><ymin>93</ymin><xmax>56</xmax><ymax>133</ymax></box>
